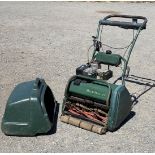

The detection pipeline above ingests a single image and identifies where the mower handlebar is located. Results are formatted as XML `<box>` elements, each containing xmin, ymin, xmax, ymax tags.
<box><xmin>99</xmin><ymin>14</ymin><xmax>147</xmax><ymax>30</ymax></box>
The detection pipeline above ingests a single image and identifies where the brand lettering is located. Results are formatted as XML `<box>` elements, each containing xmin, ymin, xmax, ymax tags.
<box><xmin>86</xmin><ymin>89</ymin><xmax>105</xmax><ymax>97</ymax></box>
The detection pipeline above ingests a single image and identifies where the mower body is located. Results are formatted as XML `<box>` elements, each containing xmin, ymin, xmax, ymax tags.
<box><xmin>61</xmin><ymin>75</ymin><xmax>132</xmax><ymax>133</ymax></box>
<box><xmin>61</xmin><ymin>15</ymin><xmax>147</xmax><ymax>134</ymax></box>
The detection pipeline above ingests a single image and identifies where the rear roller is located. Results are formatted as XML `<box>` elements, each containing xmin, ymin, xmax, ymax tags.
<box><xmin>60</xmin><ymin>115</ymin><xmax>106</xmax><ymax>135</ymax></box>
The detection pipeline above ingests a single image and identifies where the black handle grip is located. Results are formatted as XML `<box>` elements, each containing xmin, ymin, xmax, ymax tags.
<box><xmin>99</xmin><ymin>14</ymin><xmax>147</xmax><ymax>30</ymax></box>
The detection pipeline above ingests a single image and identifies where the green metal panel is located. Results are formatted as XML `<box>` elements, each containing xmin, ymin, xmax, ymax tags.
<box><xmin>67</xmin><ymin>75</ymin><xmax>118</xmax><ymax>103</ymax></box>
<box><xmin>69</xmin><ymin>81</ymin><xmax>110</xmax><ymax>102</ymax></box>
<box><xmin>63</xmin><ymin>75</ymin><xmax>132</xmax><ymax>132</ymax></box>
<box><xmin>1</xmin><ymin>78</ymin><xmax>56</xmax><ymax>136</ymax></box>
<box><xmin>95</xmin><ymin>52</ymin><xmax>122</xmax><ymax>66</ymax></box>
<box><xmin>108</xmin><ymin>85</ymin><xmax>132</xmax><ymax>131</ymax></box>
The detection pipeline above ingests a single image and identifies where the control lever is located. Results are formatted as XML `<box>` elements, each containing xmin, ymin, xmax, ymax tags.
<box><xmin>92</xmin><ymin>36</ymin><xmax>102</xmax><ymax>51</ymax></box>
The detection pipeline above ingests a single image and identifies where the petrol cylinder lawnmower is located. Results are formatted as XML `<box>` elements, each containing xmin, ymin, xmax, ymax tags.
<box><xmin>1</xmin><ymin>14</ymin><xmax>148</xmax><ymax>136</ymax></box>
<box><xmin>60</xmin><ymin>15</ymin><xmax>148</xmax><ymax>134</ymax></box>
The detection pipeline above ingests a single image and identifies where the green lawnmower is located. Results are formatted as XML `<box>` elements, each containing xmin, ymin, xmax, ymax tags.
<box><xmin>1</xmin><ymin>14</ymin><xmax>148</xmax><ymax>136</ymax></box>
<box><xmin>60</xmin><ymin>14</ymin><xmax>148</xmax><ymax>134</ymax></box>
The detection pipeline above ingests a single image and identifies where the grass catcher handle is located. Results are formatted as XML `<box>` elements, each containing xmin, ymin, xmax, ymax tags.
<box><xmin>99</xmin><ymin>14</ymin><xmax>147</xmax><ymax>30</ymax></box>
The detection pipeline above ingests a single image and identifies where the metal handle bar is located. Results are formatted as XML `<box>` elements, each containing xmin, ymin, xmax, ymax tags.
<box><xmin>99</xmin><ymin>14</ymin><xmax>147</xmax><ymax>30</ymax></box>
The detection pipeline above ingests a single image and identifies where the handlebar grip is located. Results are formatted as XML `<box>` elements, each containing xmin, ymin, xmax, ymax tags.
<box><xmin>99</xmin><ymin>20</ymin><xmax>146</xmax><ymax>30</ymax></box>
<box><xmin>99</xmin><ymin>14</ymin><xmax>147</xmax><ymax>30</ymax></box>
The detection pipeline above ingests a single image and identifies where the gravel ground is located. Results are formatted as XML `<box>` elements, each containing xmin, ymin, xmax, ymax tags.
<box><xmin>0</xmin><ymin>1</ymin><xmax>155</xmax><ymax>153</ymax></box>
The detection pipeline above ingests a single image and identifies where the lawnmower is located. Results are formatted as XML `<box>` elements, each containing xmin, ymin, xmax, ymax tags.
<box><xmin>60</xmin><ymin>14</ymin><xmax>148</xmax><ymax>134</ymax></box>
<box><xmin>1</xmin><ymin>14</ymin><xmax>148</xmax><ymax>136</ymax></box>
